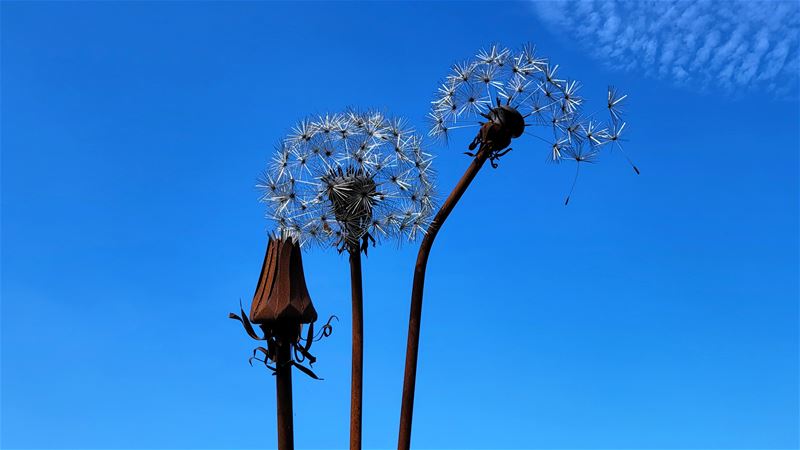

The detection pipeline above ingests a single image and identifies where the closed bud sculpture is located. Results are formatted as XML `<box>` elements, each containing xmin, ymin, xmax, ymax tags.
<box><xmin>229</xmin><ymin>235</ymin><xmax>335</xmax><ymax>450</ymax></box>
<box><xmin>250</xmin><ymin>236</ymin><xmax>317</xmax><ymax>328</ymax></box>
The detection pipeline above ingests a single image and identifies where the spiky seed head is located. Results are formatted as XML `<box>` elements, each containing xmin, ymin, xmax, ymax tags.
<box><xmin>260</xmin><ymin>110</ymin><xmax>437</xmax><ymax>250</ymax></box>
<box><xmin>428</xmin><ymin>43</ymin><xmax>637</xmax><ymax>201</ymax></box>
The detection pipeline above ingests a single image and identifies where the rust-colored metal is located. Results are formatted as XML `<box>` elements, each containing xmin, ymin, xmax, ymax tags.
<box><xmin>349</xmin><ymin>249</ymin><xmax>364</xmax><ymax>450</ymax></box>
<box><xmin>397</xmin><ymin>147</ymin><xmax>490</xmax><ymax>450</ymax></box>
<box><xmin>275</xmin><ymin>337</ymin><xmax>294</xmax><ymax>450</ymax></box>
<box><xmin>251</xmin><ymin>236</ymin><xmax>317</xmax><ymax>326</ymax></box>
<box><xmin>230</xmin><ymin>236</ymin><xmax>322</xmax><ymax>450</ymax></box>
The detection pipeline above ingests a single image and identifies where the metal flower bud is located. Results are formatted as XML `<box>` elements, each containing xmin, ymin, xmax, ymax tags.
<box><xmin>250</xmin><ymin>236</ymin><xmax>318</xmax><ymax>326</ymax></box>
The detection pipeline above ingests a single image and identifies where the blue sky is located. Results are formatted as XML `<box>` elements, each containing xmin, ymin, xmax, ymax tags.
<box><xmin>1</xmin><ymin>1</ymin><xmax>798</xmax><ymax>449</ymax></box>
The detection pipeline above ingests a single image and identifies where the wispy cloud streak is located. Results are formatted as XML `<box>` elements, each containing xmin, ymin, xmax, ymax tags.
<box><xmin>532</xmin><ymin>0</ymin><xmax>799</xmax><ymax>97</ymax></box>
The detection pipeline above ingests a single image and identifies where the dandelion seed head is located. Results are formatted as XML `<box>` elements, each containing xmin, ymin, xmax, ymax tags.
<box><xmin>260</xmin><ymin>110</ymin><xmax>437</xmax><ymax>250</ymax></box>
<box><xmin>430</xmin><ymin>44</ymin><xmax>620</xmax><ymax>145</ymax></box>
<box><xmin>429</xmin><ymin>43</ymin><xmax>637</xmax><ymax>201</ymax></box>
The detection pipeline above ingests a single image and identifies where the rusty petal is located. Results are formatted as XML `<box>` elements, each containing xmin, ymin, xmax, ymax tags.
<box><xmin>250</xmin><ymin>237</ymin><xmax>318</xmax><ymax>326</ymax></box>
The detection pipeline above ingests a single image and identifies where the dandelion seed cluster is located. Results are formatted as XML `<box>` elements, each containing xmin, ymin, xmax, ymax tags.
<box><xmin>259</xmin><ymin>111</ymin><xmax>436</xmax><ymax>251</ymax></box>
<box><xmin>428</xmin><ymin>44</ymin><xmax>635</xmax><ymax>172</ymax></box>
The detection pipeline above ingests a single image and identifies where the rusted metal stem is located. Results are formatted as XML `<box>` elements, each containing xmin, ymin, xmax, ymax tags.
<box><xmin>275</xmin><ymin>337</ymin><xmax>294</xmax><ymax>450</ymax></box>
<box><xmin>397</xmin><ymin>148</ymin><xmax>490</xmax><ymax>450</ymax></box>
<box><xmin>349</xmin><ymin>249</ymin><xmax>364</xmax><ymax>450</ymax></box>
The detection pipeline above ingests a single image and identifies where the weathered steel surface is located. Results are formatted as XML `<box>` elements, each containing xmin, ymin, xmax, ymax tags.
<box><xmin>230</xmin><ymin>236</ymin><xmax>324</xmax><ymax>450</ymax></box>
<box><xmin>250</xmin><ymin>237</ymin><xmax>317</xmax><ymax>325</ymax></box>
<box><xmin>275</xmin><ymin>339</ymin><xmax>294</xmax><ymax>450</ymax></box>
<box><xmin>349</xmin><ymin>250</ymin><xmax>364</xmax><ymax>450</ymax></box>
<box><xmin>397</xmin><ymin>147</ymin><xmax>491</xmax><ymax>450</ymax></box>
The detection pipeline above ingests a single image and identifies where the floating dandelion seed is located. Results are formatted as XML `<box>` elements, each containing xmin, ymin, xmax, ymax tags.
<box><xmin>563</xmin><ymin>145</ymin><xmax>600</xmax><ymax>205</ymax></box>
<box><xmin>429</xmin><ymin>43</ymin><xmax>638</xmax><ymax>199</ymax></box>
<box><xmin>607</xmin><ymin>85</ymin><xmax>627</xmax><ymax>122</ymax></box>
<box><xmin>259</xmin><ymin>110</ymin><xmax>436</xmax><ymax>253</ymax></box>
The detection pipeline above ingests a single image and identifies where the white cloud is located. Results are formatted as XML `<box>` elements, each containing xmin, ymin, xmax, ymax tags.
<box><xmin>532</xmin><ymin>0</ymin><xmax>799</xmax><ymax>96</ymax></box>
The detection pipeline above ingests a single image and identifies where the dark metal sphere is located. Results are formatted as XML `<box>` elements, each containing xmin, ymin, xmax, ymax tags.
<box><xmin>494</xmin><ymin>105</ymin><xmax>525</xmax><ymax>138</ymax></box>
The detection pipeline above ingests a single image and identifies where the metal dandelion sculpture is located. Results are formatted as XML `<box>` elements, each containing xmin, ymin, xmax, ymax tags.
<box><xmin>229</xmin><ymin>235</ymin><xmax>335</xmax><ymax>450</ymax></box>
<box><xmin>258</xmin><ymin>110</ymin><xmax>436</xmax><ymax>450</ymax></box>
<box><xmin>259</xmin><ymin>110</ymin><xmax>435</xmax><ymax>252</ymax></box>
<box><xmin>428</xmin><ymin>43</ymin><xmax>638</xmax><ymax>200</ymax></box>
<box><xmin>397</xmin><ymin>44</ymin><xmax>638</xmax><ymax>450</ymax></box>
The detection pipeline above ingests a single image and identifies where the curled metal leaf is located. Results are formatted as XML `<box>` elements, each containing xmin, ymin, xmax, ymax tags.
<box><xmin>230</xmin><ymin>302</ymin><xmax>336</xmax><ymax>380</ymax></box>
<box><xmin>228</xmin><ymin>301</ymin><xmax>265</xmax><ymax>341</ymax></box>
<box><xmin>290</xmin><ymin>361</ymin><xmax>322</xmax><ymax>380</ymax></box>
<box><xmin>294</xmin><ymin>344</ymin><xmax>317</xmax><ymax>365</ymax></box>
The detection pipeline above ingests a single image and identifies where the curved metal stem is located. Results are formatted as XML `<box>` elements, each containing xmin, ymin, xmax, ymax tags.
<box><xmin>397</xmin><ymin>147</ymin><xmax>490</xmax><ymax>450</ymax></box>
